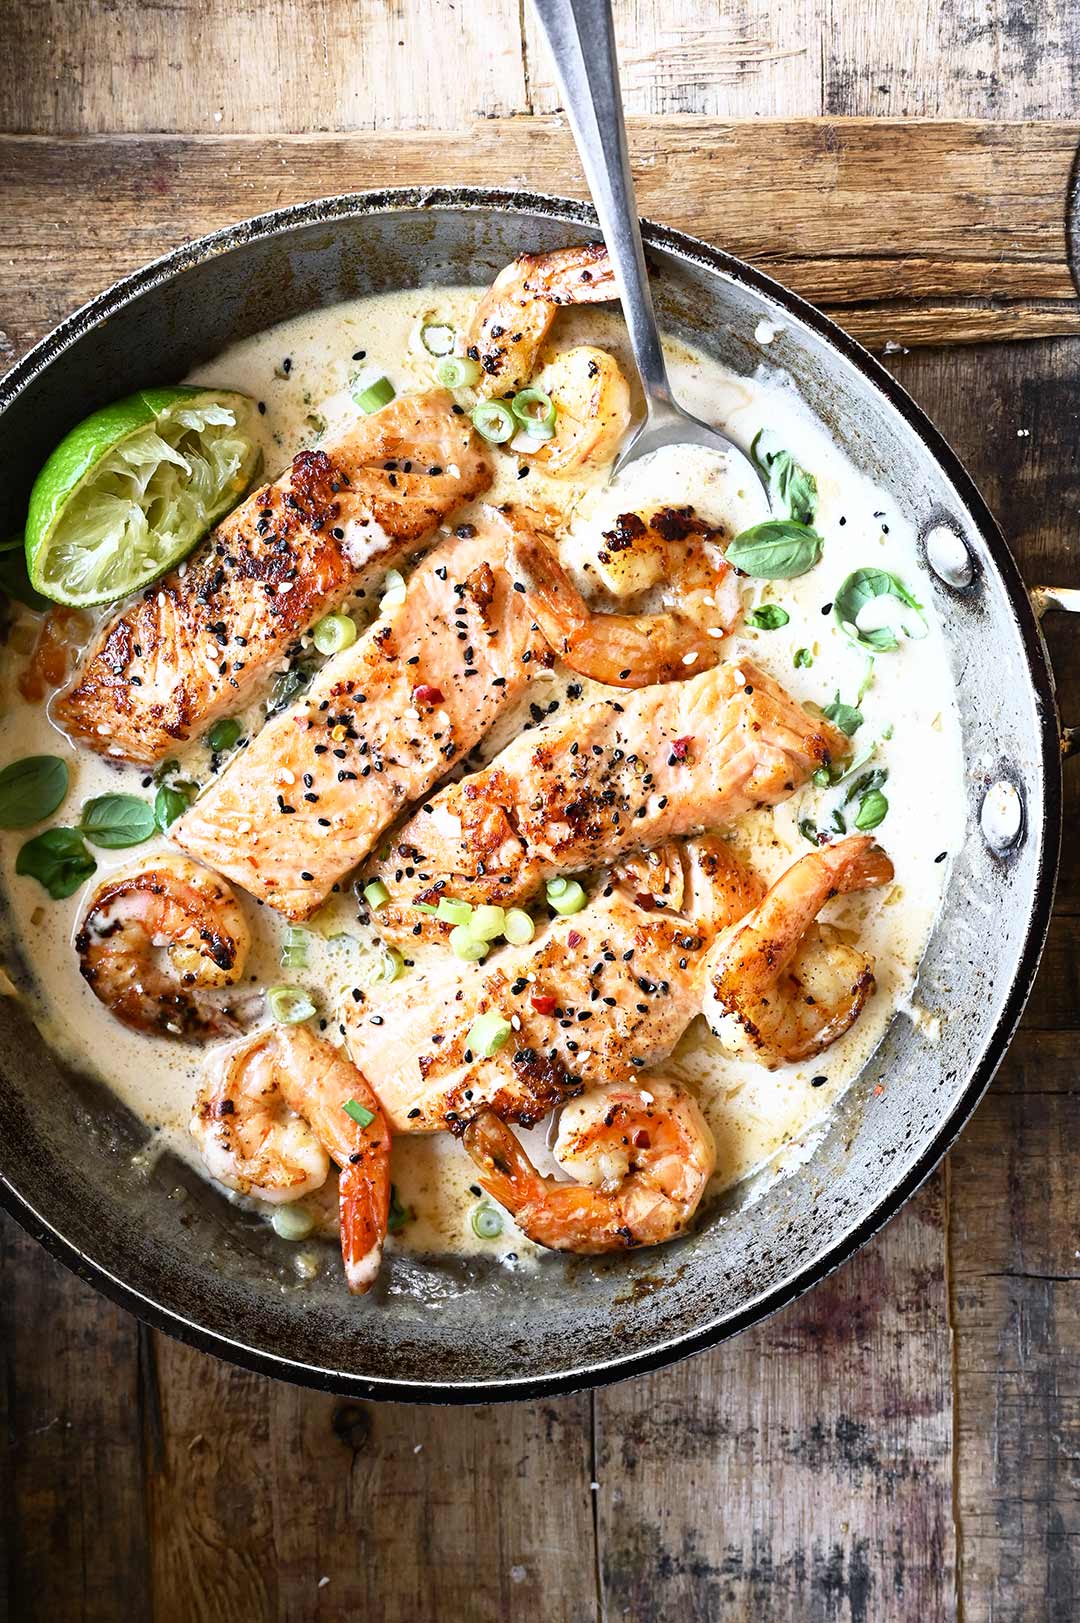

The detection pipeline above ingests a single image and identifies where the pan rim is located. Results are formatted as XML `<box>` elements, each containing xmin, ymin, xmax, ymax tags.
<box><xmin>0</xmin><ymin>185</ymin><xmax>1062</xmax><ymax>1401</ymax></box>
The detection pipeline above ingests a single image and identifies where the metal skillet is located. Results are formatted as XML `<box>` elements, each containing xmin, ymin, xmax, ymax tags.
<box><xmin>0</xmin><ymin>186</ymin><xmax>1075</xmax><ymax>1402</ymax></box>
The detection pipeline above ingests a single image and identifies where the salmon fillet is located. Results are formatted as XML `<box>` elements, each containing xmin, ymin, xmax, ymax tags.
<box><xmin>171</xmin><ymin>510</ymin><xmax>552</xmax><ymax>918</ymax></box>
<box><xmin>365</xmin><ymin>660</ymin><xmax>847</xmax><ymax>945</ymax></box>
<box><xmin>345</xmin><ymin>838</ymin><xmax>763</xmax><ymax>1133</ymax></box>
<box><xmin>54</xmin><ymin>391</ymin><xmax>491</xmax><ymax>764</ymax></box>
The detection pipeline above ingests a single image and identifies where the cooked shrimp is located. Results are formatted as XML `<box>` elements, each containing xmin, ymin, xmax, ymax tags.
<box><xmin>525</xmin><ymin>346</ymin><xmax>632</xmax><ymax>477</ymax></box>
<box><xmin>76</xmin><ymin>854</ymin><xmax>251</xmax><ymax>1041</ymax></box>
<box><xmin>463</xmin><ymin>1077</ymin><xmax>716</xmax><ymax>1253</ymax></box>
<box><xmin>192</xmin><ymin>1025</ymin><xmax>390</xmax><ymax>1292</ymax></box>
<box><xmin>508</xmin><ymin>509</ymin><xmax>739</xmax><ymax>686</ymax></box>
<box><xmin>469</xmin><ymin>243</ymin><xmax>616</xmax><ymax>398</ymax></box>
<box><xmin>703</xmin><ymin>834</ymin><xmax>895</xmax><ymax>1068</ymax></box>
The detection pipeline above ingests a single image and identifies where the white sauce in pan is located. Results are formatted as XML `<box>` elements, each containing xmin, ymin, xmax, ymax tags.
<box><xmin>0</xmin><ymin>288</ymin><xmax>966</xmax><ymax>1267</ymax></box>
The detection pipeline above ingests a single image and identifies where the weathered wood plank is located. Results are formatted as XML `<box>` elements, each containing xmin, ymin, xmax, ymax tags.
<box><xmin>594</xmin><ymin>1178</ymin><xmax>954</xmax><ymax>1620</ymax></box>
<box><xmin>0</xmin><ymin>1218</ymin><xmax>153</xmax><ymax>1621</ymax></box>
<box><xmin>144</xmin><ymin>1332</ymin><xmax>596</xmax><ymax>1622</ymax></box>
<box><xmin>3</xmin><ymin>0</ymin><xmax>1078</xmax><ymax>133</ymax></box>
<box><xmin>0</xmin><ymin>120</ymin><xmax>1077</xmax><ymax>368</ymax></box>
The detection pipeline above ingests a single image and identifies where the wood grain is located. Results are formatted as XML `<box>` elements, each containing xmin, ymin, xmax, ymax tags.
<box><xmin>0</xmin><ymin>119</ymin><xmax>1077</xmax><ymax>367</ymax></box>
<box><xmin>3</xmin><ymin>0</ymin><xmax>1078</xmax><ymax>133</ymax></box>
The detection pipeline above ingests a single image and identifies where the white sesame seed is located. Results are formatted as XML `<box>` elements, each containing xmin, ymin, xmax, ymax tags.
<box><xmin>278</xmin><ymin>581</ymin><xmax>294</xmax><ymax>594</ymax></box>
<box><xmin>276</xmin><ymin>768</ymin><xmax>296</xmax><ymax>786</ymax></box>
<box><xmin>682</xmin><ymin>651</ymin><xmax>698</xmax><ymax>665</ymax></box>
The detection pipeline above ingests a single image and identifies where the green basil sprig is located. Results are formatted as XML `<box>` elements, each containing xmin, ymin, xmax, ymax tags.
<box><xmin>79</xmin><ymin>793</ymin><xmax>156</xmax><ymax>849</ymax></box>
<box><xmin>154</xmin><ymin>782</ymin><xmax>194</xmax><ymax>831</ymax></box>
<box><xmin>0</xmin><ymin>755</ymin><xmax>69</xmax><ymax>828</ymax></box>
<box><xmin>834</xmin><ymin>568</ymin><xmax>927</xmax><ymax>651</ymax></box>
<box><xmin>745</xmin><ymin>604</ymin><xmax>790</xmax><ymax>631</ymax></box>
<box><xmin>845</xmin><ymin>768</ymin><xmax>890</xmax><ymax>830</ymax></box>
<box><xmin>822</xmin><ymin>693</ymin><xmax>863</xmax><ymax>738</ymax></box>
<box><xmin>16</xmin><ymin>827</ymin><xmax>96</xmax><ymax>899</ymax></box>
<box><xmin>750</xmin><ymin>431</ymin><xmax>818</xmax><ymax>525</ymax></box>
<box><xmin>727</xmin><ymin>520</ymin><xmax>823</xmax><ymax>580</ymax></box>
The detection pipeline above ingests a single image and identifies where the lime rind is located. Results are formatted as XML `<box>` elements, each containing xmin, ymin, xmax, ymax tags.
<box><xmin>25</xmin><ymin>386</ymin><xmax>260</xmax><ymax>608</ymax></box>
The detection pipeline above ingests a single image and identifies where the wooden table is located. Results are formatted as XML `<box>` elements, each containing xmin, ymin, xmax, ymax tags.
<box><xmin>2</xmin><ymin>4</ymin><xmax>1079</xmax><ymax>1618</ymax></box>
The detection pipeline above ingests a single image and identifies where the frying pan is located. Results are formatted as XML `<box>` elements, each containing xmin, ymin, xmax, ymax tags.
<box><xmin>0</xmin><ymin>189</ymin><xmax>1072</xmax><ymax>1401</ymax></box>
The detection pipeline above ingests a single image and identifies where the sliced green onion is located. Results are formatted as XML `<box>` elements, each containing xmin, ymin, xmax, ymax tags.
<box><xmin>313</xmin><ymin>612</ymin><xmax>358</xmax><ymax>656</ymax></box>
<box><xmin>272</xmin><ymin>1205</ymin><xmax>315</xmax><ymax>1242</ymax></box>
<box><xmin>546</xmin><ymin>877</ymin><xmax>569</xmax><ymax>899</ymax></box>
<box><xmin>367</xmin><ymin>945</ymin><xmax>404</xmax><ymax>985</ymax></box>
<box><xmin>267</xmin><ymin>985</ymin><xmax>317</xmax><ymax>1025</ymax></box>
<box><xmin>436</xmin><ymin>356</ymin><xmax>482</xmax><ymax>390</ymax></box>
<box><xmin>208</xmin><ymin>717</ymin><xmax>241</xmax><ymax>753</ymax></box>
<box><xmin>343</xmin><ymin>1097</ymin><xmax>376</xmax><ymax>1128</ymax></box>
<box><xmin>363</xmin><ymin>880</ymin><xmax>390</xmax><ymax>911</ymax></box>
<box><xmin>511</xmin><ymin>387</ymin><xmax>557</xmax><ymax>440</ymax></box>
<box><xmin>281</xmin><ymin>926</ymin><xmax>310</xmax><ymax>970</ymax></box>
<box><xmin>450</xmin><ymin>925</ymin><xmax>488</xmax><ymax>963</ymax></box>
<box><xmin>437</xmin><ymin>896</ymin><xmax>474</xmax><ymax>927</ymax></box>
<box><xmin>471</xmin><ymin>904</ymin><xmax>507</xmax><ymax>941</ymax></box>
<box><xmin>412</xmin><ymin>901</ymin><xmax>439</xmax><ymax>915</ymax></box>
<box><xmin>466</xmin><ymin>1010</ymin><xmax>512</xmax><ymax>1059</ymax></box>
<box><xmin>547</xmin><ymin>878</ymin><xmax>587</xmax><ymax>916</ymax></box>
<box><xmin>421</xmin><ymin>322</ymin><xmax>456</xmax><ymax>357</ymax></box>
<box><xmin>470</xmin><ymin>401</ymin><xmax>516</xmax><ymax>444</ymax></box>
<box><xmin>380</xmin><ymin>568</ymin><xmax>407</xmax><ymax>614</ymax></box>
<box><xmin>354</xmin><ymin>376</ymin><xmax>396</xmax><ymax>414</ymax></box>
<box><xmin>471</xmin><ymin>1203</ymin><xmax>504</xmax><ymax>1240</ymax></box>
<box><xmin>503</xmin><ymin>908</ymin><xmax>535</xmax><ymax>945</ymax></box>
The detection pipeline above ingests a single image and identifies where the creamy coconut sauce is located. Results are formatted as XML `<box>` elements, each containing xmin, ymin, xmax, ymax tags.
<box><xmin>0</xmin><ymin>287</ymin><xmax>966</xmax><ymax>1272</ymax></box>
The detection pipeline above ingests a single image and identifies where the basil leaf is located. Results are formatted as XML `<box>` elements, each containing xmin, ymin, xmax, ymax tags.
<box><xmin>844</xmin><ymin>767</ymin><xmax>889</xmax><ymax>807</ymax></box>
<box><xmin>388</xmin><ymin>1184</ymin><xmax>413</xmax><ymax>1233</ymax></box>
<box><xmin>0</xmin><ymin>540</ymin><xmax>51</xmax><ymax>613</ymax></box>
<box><xmin>750</xmin><ymin>431</ymin><xmax>818</xmax><ymax>525</ymax></box>
<box><xmin>793</xmin><ymin>647</ymin><xmax>813</xmax><ymax>669</ymax></box>
<box><xmin>834</xmin><ymin>568</ymin><xmax>927</xmax><ymax>651</ymax></box>
<box><xmin>831</xmin><ymin>807</ymin><xmax>847</xmax><ymax>834</ymax></box>
<box><xmin>745</xmin><ymin>604</ymin><xmax>790</xmax><ymax>631</ymax></box>
<box><xmin>0</xmin><ymin>755</ymin><xmax>69</xmax><ymax>828</ymax></box>
<box><xmin>16</xmin><ymin>827</ymin><xmax>96</xmax><ymax>899</ymax></box>
<box><xmin>268</xmin><ymin>660</ymin><xmax>314</xmax><ymax>715</ymax></box>
<box><xmin>79</xmin><ymin>793</ymin><xmax>156</xmax><ymax>849</ymax></box>
<box><xmin>154</xmin><ymin>783</ymin><xmax>193</xmax><ymax>831</ymax></box>
<box><xmin>727</xmin><ymin>521</ymin><xmax>823</xmax><ymax>580</ymax></box>
<box><xmin>799</xmin><ymin>817</ymin><xmax>819</xmax><ymax>845</ymax></box>
<box><xmin>855</xmin><ymin>788</ymin><xmax>889</xmax><ymax>831</ymax></box>
<box><xmin>822</xmin><ymin>692</ymin><xmax>863</xmax><ymax>737</ymax></box>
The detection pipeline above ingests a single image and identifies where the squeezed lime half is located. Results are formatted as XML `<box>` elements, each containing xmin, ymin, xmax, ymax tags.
<box><xmin>25</xmin><ymin>386</ymin><xmax>261</xmax><ymax>608</ymax></box>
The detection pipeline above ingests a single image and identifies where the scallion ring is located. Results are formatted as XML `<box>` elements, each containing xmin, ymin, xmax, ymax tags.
<box><xmin>354</xmin><ymin>376</ymin><xmax>396</xmax><ymax>414</ymax></box>
<box><xmin>267</xmin><ymin>985</ymin><xmax>317</xmax><ymax>1025</ymax></box>
<box><xmin>363</xmin><ymin>880</ymin><xmax>390</xmax><ymax>911</ymax></box>
<box><xmin>547</xmin><ymin>878</ymin><xmax>587</xmax><ymax>916</ymax></box>
<box><xmin>367</xmin><ymin>945</ymin><xmax>404</xmax><ymax>986</ymax></box>
<box><xmin>470</xmin><ymin>904</ymin><xmax>507</xmax><ymax>941</ymax></box>
<box><xmin>272</xmin><ymin>1205</ymin><xmax>315</xmax><ymax>1242</ymax></box>
<box><xmin>436</xmin><ymin>896</ymin><xmax>474</xmax><ymax>927</ymax></box>
<box><xmin>470</xmin><ymin>401</ymin><xmax>516</xmax><ymax>444</ymax></box>
<box><xmin>313</xmin><ymin>613</ymin><xmax>358</xmax><ymax>656</ymax></box>
<box><xmin>449</xmin><ymin>925</ymin><xmax>488</xmax><ymax>962</ymax></box>
<box><xmin>503</xmin><ymin>908</ymin><xmax>535</xmax><ymax>945</ymax></box>
<box><xmin>281</xmin><ymin>926</ymin><xmax>310</xmax><ymax>970</ymax></box>
<box><xmin>471</xmin><ymin>1203</ymin><xmax>504</xmax><ymax>1240</ymax></box>
<box><xmin>343</xmin><ymin>1097</ymin><xmax>376</xmax><ymax>1128</ymax></box>
<box><xmin>466</xmin><ymin>1010</ymin><xmax>512</xmax><ymax>1059</ymax></box>
<box><xmin>420</xmin><ymin>322</ymin><xmax>456</xmax><ymax>357</ymax></box>
<box><xmin>435</xmin><ymin>356</ymin><xmax>482</xmax><ymax>390</ymax></box>
<box><xmin>511</xmin><ymin>387</ymin><xmax>557</xmax><ymax>439</ymax></box>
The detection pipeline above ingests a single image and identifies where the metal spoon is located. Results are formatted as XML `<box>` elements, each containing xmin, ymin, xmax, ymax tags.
<box><xmin>530</xmin><ymin>0</ymin><xmax>765</xmax><ymax>488</ymax></box>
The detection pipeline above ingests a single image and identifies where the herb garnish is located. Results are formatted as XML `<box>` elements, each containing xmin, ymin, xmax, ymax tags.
<box><xmin>15</xmin><ymin>827</ymin><xmax>96</xmax><ymax>899</ymax></box>
<box><xmin>745</xmin><ymin>604</ymin><xmax>791</xmax><ymax>631</ymax></box>
<box><xmin>0</xmin><ymin>755</ymin><xmax>68</xmax><ymax>828</ymax></box>
<box><xmin>727</xmin><ymin>521</ymin><xmax>823</xmax><ymax>580</ymax></box>
<box><xmin>834</xmin><ymin>568</ymin><xmax>927</xmax><ymax>651</ymax></box>
<box><xmin>750</xmin><ymin>430</ymin><xmax>818</xmax><ymax>525</ymax></box>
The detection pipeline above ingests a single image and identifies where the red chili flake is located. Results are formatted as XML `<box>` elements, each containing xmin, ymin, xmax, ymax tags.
<box><xmin>634</xmin><ymin>892</ymin><xmax>657</xmax><ymax>912</ymax></box>
<box><xmin>671</xmin><ymin>736</ymin><xmax>692</xmax><ymax>761</ymax></box>
<box><xmin>567</xmin><ymin>930</ymin><xmax>583</xmax><ymax>949</ymax></box>
<box><xmin>413</xmin><ymin>684</ymin><xmax>445</xmax><ymax>706</ymax></box>
<box><xmin>873</xmin><ymin>1083</ymin><xmax>885</xmax><ymax>1097</ymax></box>
<box><xmin>530</xmin><ymin>994</ymin><xmax>557</xmax><ymax>1016</ymax></box>
<box><xmin>633</xmin><ymin>1130</ymin><xmax>651</xmax><ymax>1149</ymax></box>
<box><xmin>293</xmin><ymin>715</ymin><xmax>311</xmax><ymax>729</ymax></box>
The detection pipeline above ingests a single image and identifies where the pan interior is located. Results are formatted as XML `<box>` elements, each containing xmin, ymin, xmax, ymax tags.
<box><xmin>0</xmin><ymin>195</ymin><xmax>1056</xmax><ymax>1396</ymax></box>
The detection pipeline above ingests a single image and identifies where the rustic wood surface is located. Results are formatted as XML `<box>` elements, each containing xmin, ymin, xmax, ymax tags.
<box><xmin>2</xmin><ymin>2</ymin><xmax>1079</xmax><ymax>1619</ymax></box>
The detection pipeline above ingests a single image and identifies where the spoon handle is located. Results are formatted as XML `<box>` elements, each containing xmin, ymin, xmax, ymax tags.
<box><xmin>530</xmin><ymin>0</ymin><xmax>675</xmax><ymax>411</ymax></box>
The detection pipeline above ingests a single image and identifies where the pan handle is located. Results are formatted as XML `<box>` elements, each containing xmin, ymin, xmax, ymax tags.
<box><xmin>1031</xmin><ymin>585</ymin><xmax>1080</xmax><ymax>758</ymax></box>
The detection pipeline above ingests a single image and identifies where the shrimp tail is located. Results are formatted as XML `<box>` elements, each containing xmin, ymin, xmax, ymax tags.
<box><xmin>463</xmin><ymin>1111</ymin><xmax>545</xmax><ymax>1216</ymax></box>
<box><xmin>828</xmin><ymin>836</ymin><xmax>895</xmax><ymax>894</ymax></box>
<box><xmin>339</xmin><ymin>1154</ymin><xmax>391</xmax><ymax>1295</ymax></box>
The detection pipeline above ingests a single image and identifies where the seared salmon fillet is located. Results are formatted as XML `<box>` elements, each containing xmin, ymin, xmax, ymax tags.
<box><xmin>365</xmin><ymin>660</ymin><xmax>846</xmax><ymax>945</ymax></box>
<box><xmin>171</xmin><ymin>510</ymin><xmax>552</xmax><ymax>918</ymax></box>
<box><xmin>54</xmin><ymin>391</ymin><xmax>491</xmax><ymax>764</ymax></box>
<box><xmin>345</xmin><ymin>838</ymin><xmax>763</xmax><ymax>1133</ymax></box>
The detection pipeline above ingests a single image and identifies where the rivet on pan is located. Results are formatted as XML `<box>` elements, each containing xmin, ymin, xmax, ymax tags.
<box><xmin>925</xmin><ymin>523</ymin><xmax>974</xmax><ymax>589</ymax></box>
<box><xmin>980</xmin><ymin>779</ymin><xmax>1024</xmax><ymax>853</ymax></box>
